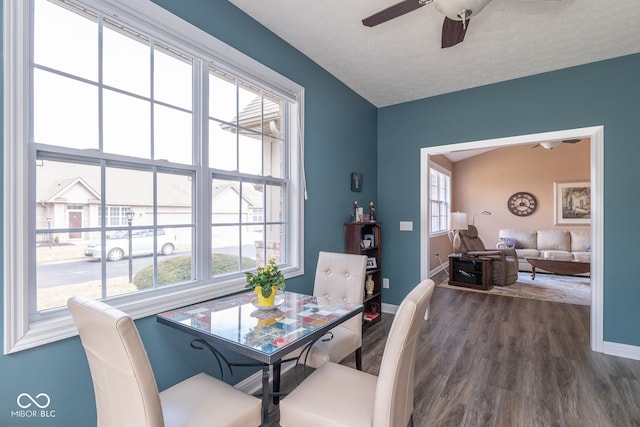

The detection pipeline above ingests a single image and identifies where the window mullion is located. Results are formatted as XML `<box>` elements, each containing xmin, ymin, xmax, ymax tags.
<box><xmin>195</xmin><ymin>59</ymin><xmax>209</xmax><ymax>280</ymax></box>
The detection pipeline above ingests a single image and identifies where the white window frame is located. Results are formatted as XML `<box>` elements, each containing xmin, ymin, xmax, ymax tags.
<box><xmin>4</xmin><ymin>0</ymin><xmax>305</xmax><ymax>354</ymax></box>
<box><xmin>429</xmin><ymin>162</ymin><xmax>451</xmax><ymax>236</ymax></box>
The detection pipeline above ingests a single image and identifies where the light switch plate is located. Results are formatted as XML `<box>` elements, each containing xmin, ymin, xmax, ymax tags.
<box><xmin>399</xmin><ymin>221</ymin><xmax>413</xmax><ymax>231</ymax></box>
<box><xmin>383</xmin><ymin>278</ymin><xmax>390</xmax><ymax>288</ymax></box>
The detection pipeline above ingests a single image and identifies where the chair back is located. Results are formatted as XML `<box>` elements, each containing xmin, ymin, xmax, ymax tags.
<box><xmin>314</xmin><ymin>251</ymin><xmax>367</xmax><ymax>335</ymax></box>
<box><xmin>68</xmin><ymin>296</ymin><xmax>164</xmax><ymax>427</ymax></box>
<box><xmin>458</xmin><ymin>224</ymin><xmax>486</xmax><ymax>253</ymax></box>
<box><xmin>372</xmin><ymin>279</ymin><xmax>435</xmax><ymax>427</ymax></box>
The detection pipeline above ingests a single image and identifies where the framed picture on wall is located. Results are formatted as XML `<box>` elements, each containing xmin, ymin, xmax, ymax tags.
<box><xmin>554</xmin><ymin>181</ymin><xmax>591</xmax><ymax>225</ymax></box>
<box><xmin>351</xmin><ymin>172</ymin><xmax>362</xmax><ymax>192</ymax></box>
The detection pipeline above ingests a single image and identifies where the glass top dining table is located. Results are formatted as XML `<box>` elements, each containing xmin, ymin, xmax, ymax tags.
<box><xmin>156</xmin><ymin>290</ymin><xmax>363</xmax><ymax>426</ymax></box>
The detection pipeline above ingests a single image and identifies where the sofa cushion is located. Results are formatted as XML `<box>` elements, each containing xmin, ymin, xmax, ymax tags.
<box><xmin>498</xmin><ymin>229</ymin><xmax>537</xmax><ymax>249</ymax></box>
<box><xmin>537</xmin><ymin>230</ymin><xmax>570</xmax><ymax>251</ymax></box>
<box><xmin>543</xmin><ymin>250</ymin><xmax>573</xmax><ymax>261</ymax></box>
<box><xmin>573</xmin><ymin>252</ymin><xmax>591</xmax><ymax>262</ymax></box>
<box><xmin>516</xmin><ymin>248</ymin><xmax>540</xmax><ymax>259</ymax></box>
<box><xmin>570</xmin><ymin>231</ymin><xmax>591</xmax><ymax>252</ymax></box>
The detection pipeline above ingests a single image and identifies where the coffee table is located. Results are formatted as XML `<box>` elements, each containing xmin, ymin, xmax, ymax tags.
<box><xmin>526</xmin><ymin>257</ymin><xmax>590</xmax><ymax>280</ymax></box>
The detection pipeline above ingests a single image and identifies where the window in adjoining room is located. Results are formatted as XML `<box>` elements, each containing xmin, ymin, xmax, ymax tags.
<box><xmin>430</xmin><ymin>163</ymin><xmax>451</xmax><ymax>234</ymax></box>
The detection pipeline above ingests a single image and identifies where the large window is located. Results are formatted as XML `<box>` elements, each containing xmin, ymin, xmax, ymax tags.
<box><xmin>430</xmin><ymin>163</ymin><xmax>451</xmax><ymax>234</ymax></box>
<box><xmin>4</xmin><ymin>0</ymin><xmax>304</xmax><ymax>353</ymax></box>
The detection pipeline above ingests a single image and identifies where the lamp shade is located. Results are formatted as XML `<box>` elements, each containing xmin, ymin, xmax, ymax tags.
<box><xmin>450</xmin><ymin>212</ymin><xmax>468</xmax><ymax>231</ymax></box>
<box><xmin>434</xmin><ymin>0</ymin><xmax>492</xmax><ymax>21</ymax></box>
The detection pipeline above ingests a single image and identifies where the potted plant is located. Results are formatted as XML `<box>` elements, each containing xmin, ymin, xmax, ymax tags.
<box><xmin>244</xmin><ymin>258</ymin><xmax>285</xmax><ymax>307</ymax></box>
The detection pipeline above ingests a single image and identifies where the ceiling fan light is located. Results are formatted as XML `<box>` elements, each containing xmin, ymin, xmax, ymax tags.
<box><xmin>457</xmin><ymin>9</ymin><xmax>472</xmax><ymax>21</ymax></box>
<box><xmin>540</xmin><ymin>141</ymin><xmax>562</xmax><ymax>150</ymax></box>
<box><xmin>434</xmin><ymin>0</ymin><xmax>491</xmax><ymax>21</ymax></box>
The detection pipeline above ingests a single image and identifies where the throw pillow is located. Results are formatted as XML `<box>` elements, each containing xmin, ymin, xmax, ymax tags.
<box><xmin>499</xmin><ymin>237</ymin><xmax>521</xmax><ymax>249</ymax></box>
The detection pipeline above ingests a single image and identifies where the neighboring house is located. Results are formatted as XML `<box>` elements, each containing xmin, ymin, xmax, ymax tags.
<box><xmin>36</xmin><ymin>172</ymin><xmax>263</xmax><ymax>244</ymax></box>
<box><xmin>212</xmin><ymin>182</ymin><xmax>264</xmax><ymax>227</ymax></box>
<box><xmin>36</xmin><ymin>176</ymin><xmax>100</xmax><ymax>243</ymax></box>
<box><xmin>35</xmin><ymin>92</ymin><xmax>273</xmax><ymax>245</ymax></box>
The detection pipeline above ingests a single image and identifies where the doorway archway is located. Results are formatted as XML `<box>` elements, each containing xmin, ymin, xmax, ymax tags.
<box><xmin>420</xmin><ymin>126</ymin><xmax>604</xmax><ymax>352</ymax></box>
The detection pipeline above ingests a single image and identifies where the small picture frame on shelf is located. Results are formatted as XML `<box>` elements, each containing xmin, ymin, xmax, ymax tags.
<box><xmin>363</xmin><ymin>233</ymin><xmax>375</xmax><ymax>247</ymax></box>
<box><xmin>366</xmin><ymin>257</ymin><xmax>377</xmax><ymax>269</ymax></box>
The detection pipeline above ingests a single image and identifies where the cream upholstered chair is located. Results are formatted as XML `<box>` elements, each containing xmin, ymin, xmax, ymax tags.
<box><xmin>280</xmin><ymin>279</ymin><xmax>435</xmax><ymax>427</ymax></box>
<box><xmin>67</xmin><ymin>296</ymin><xmax>261</xmax><ymax>427</ymax></box>
<box><xmin>298</xmin><ymin>251</ymin><xmax>367</xmax><ymax>370</ymax></box>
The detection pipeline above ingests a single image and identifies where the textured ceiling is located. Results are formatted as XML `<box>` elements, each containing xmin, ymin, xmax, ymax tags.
<box><xmin>229</xmin><ymin>0</ymin><xmax>640</xmax><ymax>107</ymax></box>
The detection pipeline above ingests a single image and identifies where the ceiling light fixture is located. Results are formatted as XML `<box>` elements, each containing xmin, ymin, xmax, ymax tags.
<box><xmin>540</xmin><ymin>141</ymin><xmax>562</xmax><ymax>150</ymax></box>
<box><xmin>434</xmin><ymin>0</ymin><xmax>492</xmax><ymax>23</ymax></box>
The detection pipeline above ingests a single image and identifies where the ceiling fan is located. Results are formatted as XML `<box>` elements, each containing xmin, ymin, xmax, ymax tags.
<box><xmin>362</xmin><ymin>0</ymin><xmax>493</xmax><ymax>48</ymax></box>
<box><xmin>531</xmin><ymin>139</ymin><xmax>582</xmax><ymax>150</ymax></box>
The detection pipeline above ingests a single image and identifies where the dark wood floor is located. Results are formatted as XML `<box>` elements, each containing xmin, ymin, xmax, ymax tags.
<box><xmin>270</xmin><ymin>284</ymin><xmax>640</xmax><ymax>426</ymax></box>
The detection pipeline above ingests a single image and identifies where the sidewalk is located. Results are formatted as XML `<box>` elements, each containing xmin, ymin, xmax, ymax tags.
<box><xmin>37</xmin><ymin>242</ymin><xmax>87</xmax><ymax>263</ymax></box>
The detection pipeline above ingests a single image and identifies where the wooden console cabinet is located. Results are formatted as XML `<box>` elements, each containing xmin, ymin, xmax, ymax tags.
<box><xmin>448</xmin><ymin>255</ymin><xmax>493</xmax><ymax>290</ymax></box>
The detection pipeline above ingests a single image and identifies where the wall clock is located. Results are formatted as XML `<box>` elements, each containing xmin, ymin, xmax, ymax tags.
<box><xmin>507</xmin><ymin>192</ymin><xmax>537</xmax><ymax>216</ymax></box>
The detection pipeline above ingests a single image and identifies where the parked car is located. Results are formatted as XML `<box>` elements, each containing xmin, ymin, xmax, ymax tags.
<box><xmin>85</xmin><ymin>228</ymin><xmax>175</xmax><ymax>261</ymax></box>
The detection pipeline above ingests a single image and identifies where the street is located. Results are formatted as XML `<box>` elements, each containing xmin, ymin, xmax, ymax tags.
<box><xmin>36</xmin><ymin>244</ymin><xmax>257</xmax><ymax>287</ymax></box>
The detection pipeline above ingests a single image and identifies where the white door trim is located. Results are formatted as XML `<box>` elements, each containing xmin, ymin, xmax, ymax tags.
<box><xmin>420</xmin><ymin>126</ymin><xmax>604</xmax><ymax>353</ymax></box>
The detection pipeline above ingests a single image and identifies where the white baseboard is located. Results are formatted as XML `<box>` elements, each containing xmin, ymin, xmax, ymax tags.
<box><xmin>381</xmin><ymin>302</ymin><xmax>398</xmax><ymax>315</ymax></box>
<box><xmin>602</xmin><ymin>341</ymin><xmax>640</xmax><ymax>361</ymax></box>
<box><xmin>382</xmin><ymin>269</ymin><xmax>448</xmax><ymax>318</ymax></box>
<box><xmin>234</xmin><ymin>360</ymin><xmax>299</xmax><ymax>394</ymax></box>
<box><xmin>429</xmin><ymin>262</ymin><xmax>447</xmax><ymax>277</ymax></box>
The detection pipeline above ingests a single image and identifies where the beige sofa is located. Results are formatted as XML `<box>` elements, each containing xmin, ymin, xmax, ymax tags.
<box><xmin>496</xmin><ymin>229</ymin><xmax>591</xmax><ymax>272</ymax></box>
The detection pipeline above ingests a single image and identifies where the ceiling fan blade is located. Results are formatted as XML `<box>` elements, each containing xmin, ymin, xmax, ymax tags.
<box><xmin>531</xmin><ymin>144</ymin><xmax>541</xmax><ymax>149</ymax></box>
<box><xmin>563</xmin><ymin>139</ymin><xmax>581</xmax><ymax>144</ymax></box>
<box><xmin>441</xmin><ymin>16</ymin><xmax>469</xmax><ymax>48</ymax></box>
<box><xmin>362</xmin><ymin>0</ymin><xmax>427</xmax><ymax>27</ymax></box>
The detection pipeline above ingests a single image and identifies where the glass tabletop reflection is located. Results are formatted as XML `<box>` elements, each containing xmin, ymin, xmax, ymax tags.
<box><xmin>157</xmin><ymin>291</ymin><xmax>362</xmax><ymax>362</ymax></box>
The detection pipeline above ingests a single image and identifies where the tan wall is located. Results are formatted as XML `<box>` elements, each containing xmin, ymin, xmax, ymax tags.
<box><xmin>429</xmin><ymin>141</ymin><xmax>591</xmax><ymax>271</ymax></box>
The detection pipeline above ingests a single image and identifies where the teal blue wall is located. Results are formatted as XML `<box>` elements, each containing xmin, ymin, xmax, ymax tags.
<box><xmin>378</xmin><ymin>53</ymin><xmax>640</xmax><ymax>348</ymax></box>
<box><xmin>0</xmin><ymin>1</ymin><xmax>377</xmax><ymax>425</ymax></box>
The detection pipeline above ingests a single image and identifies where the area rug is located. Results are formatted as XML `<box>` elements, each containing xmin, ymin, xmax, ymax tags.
<box><xmin>437</xmin><ymin>272</ymin><xmax>591</xmax><ymax>306</ymax></box>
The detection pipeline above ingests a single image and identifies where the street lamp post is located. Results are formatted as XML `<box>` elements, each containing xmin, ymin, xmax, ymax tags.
<box><xmin>125</xmin><ymin>208</ymin><xmax>135</xmax><ymax>284</ymax></box>
<box><xmin>46</xmin><ymin>217</ymin><xmax>52</xmax><ymax>248</ymax></box>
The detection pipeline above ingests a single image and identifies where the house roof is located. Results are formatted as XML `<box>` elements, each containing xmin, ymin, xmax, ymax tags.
<box><xmin>219</xmin><ymin>95</ymin><xmax>283</xmax><ymax>138</ymax></box>
<box><xmin>212</xmin><ymin>182</ymin><xmax>264</xmax><ymax>209</ymax></box>
<box><xmin>36</xmin><ymin>161</ymin><xmax>193</xmax><ymax>207</ymax></box>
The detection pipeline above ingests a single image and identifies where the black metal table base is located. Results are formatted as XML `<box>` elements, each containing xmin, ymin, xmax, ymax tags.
<box><xmin>191</xmin><ymin>338</ymin><xmax>316</xmax><ymax>427</ymax></box>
